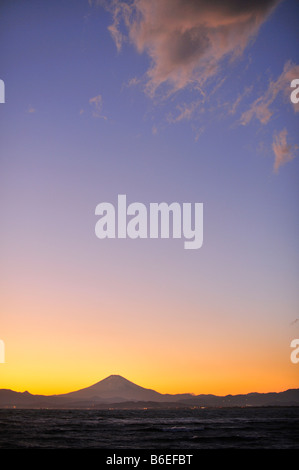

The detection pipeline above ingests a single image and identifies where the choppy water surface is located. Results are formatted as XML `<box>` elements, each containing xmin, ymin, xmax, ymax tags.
<box><xmin>0</xmin><ymin>407</ymin><xmax>298</xmax><ymax>449</ymax></box>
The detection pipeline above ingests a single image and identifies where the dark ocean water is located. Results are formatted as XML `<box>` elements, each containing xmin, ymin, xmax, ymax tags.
<box><xmin>0</xmin><ymin>407</ymin><xmax>298</xmax><ymax>449</ymax></box>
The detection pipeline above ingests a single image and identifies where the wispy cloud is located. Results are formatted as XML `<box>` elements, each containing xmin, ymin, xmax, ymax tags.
<box><xmin>27</xmin><ymin>106</ymin><xmax>36</xmax><ymax>114</ymax></box>
<box><xmin>151</xmin><ymin>124</ymin><xmax>157</xmax><ymax>135</ymax></box>
<box><xmin>238</xmin><ymin>60</ymin><xmax>299</xmax><ymax>172</ymax></box>
<box><xmin>272</xmin><ymin>128</ymin><xmax>298</xmax><ymax>173</ymax></box>
<box><xmin>167</xmin><ymin>99</ymin><xmax>202</xmax><ymax>124</ymax></box>
<box><xmin>107</xmin><ymin>0</ymin><xmax>131</xmax><ymax>53</ymax></box>
<box><xmin>240</xmin><ymin>61</ymin><xmax>299</xmax><ymax>126</ymax></box>
<box><xmin>229</xmin><ymin>86</ymin><xmax>253</xmax><ymax>115</ymax></box>
<box><xmin>106</xmin><ymin>0</ymin><xmax>280</xmax><ymax>96</ymax></box>
<box><xmin>89</xmin><ymin>94</ymin><xmax>107</xmax><ymax>119</ymax></box>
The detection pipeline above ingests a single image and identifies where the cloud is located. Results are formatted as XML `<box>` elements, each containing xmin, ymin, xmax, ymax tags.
<box><xmin>103</xmin><ymin>0</ymin><xmax>299</xmax><ymax>171</ymax></box>
<box><xmin>152</xmin><ymin>124</ymin><xmax>157</xmax><ymax>135</ymax></box>
<box><xmin>240</xmin><ymin>61</ymin><xmax>299</xmax><ymax>125</ymax></box>
<box><xmin>167</xmin><ymin>99</ymin><xmax>202</xmax><ymax>124</ymax></box>
<box><xmin>229</xmin><ymin>86</ymin><xmax>253</xmax><ymax>115</ymax></box>
<box><xmin>89</xmin><ymin>94</ymin><xmax>107</xmax><ymax>119</ymax></box>
<box><xmin>272</xmin><ymin>128</ymin><xmax>298</xmax><ymax>173</ymax></box>
<box><xmin>126</xmin><ymin>76</ymin><xmax>141</xmax><ymax>88</ymax></box>
<box><xmin>107</xmin><ymin>1</ymin><xmax>131</xmax><ymax>52</ymax></box>
<box><xmin>27</xmin><ymin>106</ymin><xmax>36</xmax><ymax>113</ymax></box>
<box><xmin>238</xmin><ymin>61</ymin><xmax>299</xmax><ymax>172</ymax></box>
<box><xmin>107</xmin><ymin>0</ymin><xmax>280</xmax><ymax>96</ymax></box>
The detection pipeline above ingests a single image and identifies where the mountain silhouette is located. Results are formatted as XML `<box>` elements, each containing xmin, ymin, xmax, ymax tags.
<box><xmin>59</xmin><ymin>375</ymin><xmax>164</xmax><ymax>402</ymax></box>
<box><xmin>1</xmin><ymin>375</ymin><xmax>299</xmax><ymax>409</ymax></box>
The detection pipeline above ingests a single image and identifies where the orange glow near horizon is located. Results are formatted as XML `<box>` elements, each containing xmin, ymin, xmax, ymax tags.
<box><xmin>1</xmin><ymin>290</ymin><xmax>298</xmax><ymax>396</ymax></box>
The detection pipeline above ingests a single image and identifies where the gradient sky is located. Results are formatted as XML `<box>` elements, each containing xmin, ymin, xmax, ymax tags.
<box><xmin>0</xmin><ymin>0</ymin><xmax>298</xmax><ymax>396</ymax></box>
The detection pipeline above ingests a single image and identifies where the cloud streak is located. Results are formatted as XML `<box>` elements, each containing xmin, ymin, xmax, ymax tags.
<box><xmin>240</xmin><ymin>61</ymin><xmax>299</xmax><ymax>126</ymax></box>
<box><xmin>89</xmin><ymin>94</ymin><xmax>107</xmax><ymax>119</ymax></box>
<box><xmin>272</xmin><ymin>128</ymin><xmax>298</xmax><ymax>173</ymax></box>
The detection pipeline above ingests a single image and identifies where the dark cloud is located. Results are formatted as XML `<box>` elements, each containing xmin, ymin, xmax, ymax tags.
<box><xmin>106</xmin><ymin>0</ymin><xmax>280</xmax><ymax>95</ymax></box>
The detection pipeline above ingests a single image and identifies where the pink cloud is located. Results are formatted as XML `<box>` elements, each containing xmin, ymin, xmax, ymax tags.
<box><xmin>89</xmin><ymin>94</ymin><xmax>107</xmax><ymax>119</ymax></box>
<box><xmin>107</xmin><ymin>0</ymin><xmax>280</xmax><ymax>95</ymax></box>
<box><xmin>240</xmin><ymin>61</ymin><xmax>299</xmax><ymax>126</ymax></box>
<box><xmin>272</xmin><ymin>128</ymin><xmax>298</xmax><ymax>173</ymax></box>
<box><xmin>167</xmin><ymin>99</ymin><xmax>202</xmax><ymax>124</ymax></box>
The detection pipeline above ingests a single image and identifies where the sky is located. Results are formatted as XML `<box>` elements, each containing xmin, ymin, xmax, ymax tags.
<box><xmin>0</xmin><ymin>0</ymin><xmax>298</xmax><ymax>396</ymax></box>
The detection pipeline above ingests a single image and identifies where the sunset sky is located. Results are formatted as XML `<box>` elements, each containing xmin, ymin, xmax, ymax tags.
<box><xmin>0</xmin><ymin>0</ymin><xmax>298</xmax><ymax>396</ymax></box>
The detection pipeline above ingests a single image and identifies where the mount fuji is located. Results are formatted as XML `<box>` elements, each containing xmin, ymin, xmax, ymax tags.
<box><xmin>1</xmin><ymin>375</ymin><xmax>298</xmax><ymax>408</ymax></box>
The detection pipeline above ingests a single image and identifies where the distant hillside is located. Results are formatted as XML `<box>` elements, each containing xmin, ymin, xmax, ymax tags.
<box><xmin>1</xmin><ymin>375</ymin><xmax>298</xmax><ymax>409</ymax></box>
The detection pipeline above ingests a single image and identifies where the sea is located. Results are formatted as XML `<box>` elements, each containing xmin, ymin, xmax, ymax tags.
<box><xmin>0</xmin><ymin>406</ymin><xmax>298</xmax><ymax>452</ymax></box>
